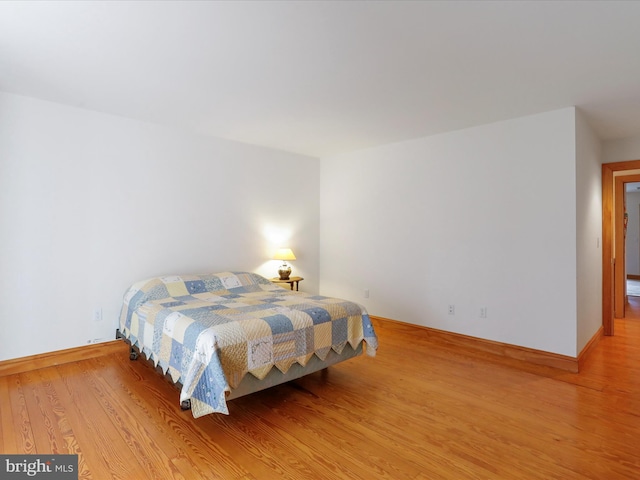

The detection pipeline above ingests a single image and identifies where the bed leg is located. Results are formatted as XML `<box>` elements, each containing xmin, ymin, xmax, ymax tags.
<box><xmin>129</xmin><ymin>347</ymin><xmax>139</xmax><ymax>361</ymax></box>
<box><xmin>180</xmin><ymin>399</ymin><xmax>191</xmax><ymax>411</ymax></box>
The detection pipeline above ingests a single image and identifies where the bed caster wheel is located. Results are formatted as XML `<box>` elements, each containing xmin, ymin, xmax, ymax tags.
<box><xmin>180</xmin><ymin>399</ymin><xmax>191</xmax><ymax>411</ymax></box>
<box><xmin>129</xmin><ymin>350</ymin><xmax>139</xmax><ymax>361</ymax></box>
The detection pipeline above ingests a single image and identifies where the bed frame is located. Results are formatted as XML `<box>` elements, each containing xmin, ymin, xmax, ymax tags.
<box><xmin>115</xmin><ymin>328</ymin><xmax>363</xmax><ymax>411</ymax></box>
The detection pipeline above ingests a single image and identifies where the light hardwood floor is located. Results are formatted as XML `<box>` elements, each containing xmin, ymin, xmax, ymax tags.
<box><xmin>1</xmin><ymin>312</ymin><xmax>640</xmax><ymax>479</ymax></box>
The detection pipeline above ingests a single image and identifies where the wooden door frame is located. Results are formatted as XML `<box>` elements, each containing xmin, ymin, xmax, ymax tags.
<box><xmin>602</xmin><ymin>160</ymin><xmax>640</xmax><ymax>335</ymax></box>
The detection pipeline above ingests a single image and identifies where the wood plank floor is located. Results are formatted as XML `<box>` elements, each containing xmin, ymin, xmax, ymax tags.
<box><xmin>2</xmin><ymin>312</ymin><xmax>640</xmax><ymax>479</ymax></box>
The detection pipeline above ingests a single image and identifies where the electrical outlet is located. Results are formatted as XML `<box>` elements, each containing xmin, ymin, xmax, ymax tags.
<box><xmin>448</xmin><ymin>305</ymin><xmax>455</xmax><ymax>315</ymax></box>
<box><xmin>364</xmin><ymin>289</ymin><xmax>370</xmax><ymax>298</ymax></box>
<box><xmin>93</xmin><ymin>307</ymin><xmax>102</xmax><ymax>322</ymax></box>
<box><xmin>480</xmin><ymin>307</ymin><xmax>487</xmax><ymax>318</ymax></box>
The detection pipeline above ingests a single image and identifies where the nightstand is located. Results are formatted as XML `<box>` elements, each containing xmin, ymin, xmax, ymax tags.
<box><xmin>270</xmin><ymin>276</ymin><xmax>303</xmax><ymax>291</ymax></box>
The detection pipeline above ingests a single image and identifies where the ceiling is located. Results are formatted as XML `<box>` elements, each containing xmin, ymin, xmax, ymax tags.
<box><xmin>2</xmin><ymin>1</ymin><xmax>640</xmax><ymax>158</ymax></box>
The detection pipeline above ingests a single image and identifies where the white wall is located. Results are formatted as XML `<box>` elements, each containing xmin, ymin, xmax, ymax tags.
<box><xmin>603</xmin><ymin>135</ymin><xmax>640</xmax><ymax>164</ymax></box>
<box><xmin>0</xmin><ymin>92</ymin><xmax>319</xmax><ymax>362</ymax></box>
<box><xmin>575</xmin><ymin>110</ymin><xmax>603</xmax><ymax>353</ymax></box>
<box><xmin>320</xmin><ymin>108</ymin><xmax>580</xmax><ymax>356</ymax></box>
<box><xmin>0</xmin><ymin>95</ymin><xmax>606</xmax><ymax>362</ymax></box>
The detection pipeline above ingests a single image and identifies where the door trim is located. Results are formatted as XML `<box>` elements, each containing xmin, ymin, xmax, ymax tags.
<box><xmin>602</xmin><ymin>160</ymin><xmax>640</xmax><ymax>335</ymax></box>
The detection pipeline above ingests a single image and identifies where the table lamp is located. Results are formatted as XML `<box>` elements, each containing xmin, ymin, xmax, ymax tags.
<box><xmin>273</xmin><ymin>248</ymin><xmax>296</xmax><ymax>280</ymax></box>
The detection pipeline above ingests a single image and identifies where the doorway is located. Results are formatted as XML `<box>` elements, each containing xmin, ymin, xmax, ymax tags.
<box><xmin>602</xmin><ymin>160</ymin><xmax>640</xmax><ymax>335</ymax></box>
<box><xmin>625</xmin><ymin>183</ymin><xmax>640</xmax><ymax>297</ymax></box>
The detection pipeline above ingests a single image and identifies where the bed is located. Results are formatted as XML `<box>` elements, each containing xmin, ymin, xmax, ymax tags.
<box><xmin>117</xmin><ymin>271</ymin><xmax>378</xmax><ymax>417</ymax></box>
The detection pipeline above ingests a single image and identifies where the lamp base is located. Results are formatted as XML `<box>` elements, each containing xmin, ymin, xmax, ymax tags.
<box><xmin>278</xmin><ymin>264</ymin><xmax>292</xmax><ymax>280</ymax></box>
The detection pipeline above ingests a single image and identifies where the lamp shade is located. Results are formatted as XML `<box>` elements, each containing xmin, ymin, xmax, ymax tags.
<box><xmin>273</xmin><ymin>248</ymin><xmax>296</xmax><ymax>261</ymax></box>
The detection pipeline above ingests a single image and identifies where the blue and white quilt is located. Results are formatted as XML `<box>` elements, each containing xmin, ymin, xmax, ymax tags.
<box><xmin>119</xmin><ymin>272</ymin><xmax>378</xmax><ymax>417</ymax></box>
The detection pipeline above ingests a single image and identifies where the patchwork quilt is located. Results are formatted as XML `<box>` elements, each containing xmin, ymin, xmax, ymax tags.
<box><xmin>119</xmin><ymin>271</ymin><xmax>378</xmax><ymax>417</ymax></box>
